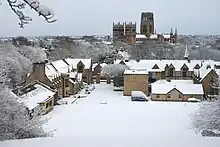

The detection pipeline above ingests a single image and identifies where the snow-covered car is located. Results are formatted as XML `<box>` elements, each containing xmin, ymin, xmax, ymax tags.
<box><xmin>131</xmin><ymin>91</ymin><xmax>148</xmax><ymax>101</ymax></box>
<box><xmin>85</xmin><ymin>85</ymin><xmax>95</xmax><ymax>92</ymax></box>
<box><xmin>85</xmin><ymin>89</ymin><xmax>91</xmax><ymax>94</ymax></box>
<box><xmin>74</xmin><ymin>94</ymin><xmax>88</xmax><ymax>98</ymax></box>
<box><xmin>188</xmin><ymin>98</ymin><xmax>201</xmax><ymax>103</ymax></box>
<box><xmin>113</xmin><ymin>86</ymin><xmax>124</xmax><ymax>91</ymax></box>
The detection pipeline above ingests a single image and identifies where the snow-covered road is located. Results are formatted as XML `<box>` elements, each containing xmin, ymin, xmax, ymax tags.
<box><xmin>44</xmin><ymin>83</ymin><xmax>199</xmax><ymax>137</ymax></box>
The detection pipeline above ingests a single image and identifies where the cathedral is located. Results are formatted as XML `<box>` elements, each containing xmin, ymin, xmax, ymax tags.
<box><xmin>113</xmin><ymin>12</ymin><xmax>178</xmax><ymax>44</ymax></box>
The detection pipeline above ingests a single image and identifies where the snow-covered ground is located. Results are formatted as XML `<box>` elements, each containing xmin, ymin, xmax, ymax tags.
<box><xmin>1</xmin><ymin>83</ymin><xmax>220</xmax><ymax>146</ymax></box>
<box><xmin>44</xmin><ymin>83</ymin><xmax>199</xmax><ymax>137</ymax></box>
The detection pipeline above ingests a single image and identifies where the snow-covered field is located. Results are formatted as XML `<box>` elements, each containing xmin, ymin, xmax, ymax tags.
<box><xmin>44</xmin><ymin>83</ymin><xmax>198</xmax><ymax>137</ymax></box>
<box><xmin>1</xmin><ymin>83</ymin><xmax>220</xmax><ymax>147</ymax></box>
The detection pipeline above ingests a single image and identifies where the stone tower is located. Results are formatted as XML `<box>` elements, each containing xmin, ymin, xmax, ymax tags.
<box><xmin>113</xmin><ymin>22</ymin><xmax>125</xmax><ymax>43</ymax></box>
<box><xmin>113</xmin><ymin>22</ymin><xmax>136</xmax><ymax>44</ymax></box>
<box><xmin>140</xmin><ymin>12</ymin><xmax>154</xmax><ymax>36</ymax></box>
<box><xmin>124</xmin><ymin>22</ymin><xmax>136</xmax><ymax>45</ymax></box>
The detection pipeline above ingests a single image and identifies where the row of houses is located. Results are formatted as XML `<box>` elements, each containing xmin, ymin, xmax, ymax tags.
<box><xmin>13</xmin><ymin>58</ymin><xmax>106</xmax><ymax>117</ymax></box>
<box><xmin>115</xmin><ymin>58</ymin><xmax>220</xmax><ymax>101</ymax></box>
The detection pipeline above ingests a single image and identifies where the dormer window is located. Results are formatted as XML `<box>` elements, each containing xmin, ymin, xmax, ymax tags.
<box><xmin>77</xmin><ymin>61</ymin><xmax>85</xmax><ymax>73</ymax></box>
<box><xmin>78</xmin><ymin>65</ymin><xmax>84</xmax><ymax>73</ymax></box>
<box><xmin>152</xmin><ymin>64</ymin><xmax>159</xmax><ymax>69</ymax></box>
<box><xmin>181</xmin><ymin>64</ymin><xmax>189</xmax><ymax>77</ymax></box>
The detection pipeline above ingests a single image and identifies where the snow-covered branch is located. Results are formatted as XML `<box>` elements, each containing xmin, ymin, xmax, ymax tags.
<box><xmin>6</xmin><ymin>0</ymin><xmax>56</xmax><ymax>28</ymax></box>
<box><xmin>101</xmin><ymin>64</ymin><xmax>129</xmax><ymax>78</ymax></box>
<box><xmin>0</xmin><ymin>88</ymin><xmax>51</xmax><ymax>140</ymax></box>
<box><xmin>191</xmin><ymin>99</ymin><xmax>220</xmax><ymax>136</ymax></box>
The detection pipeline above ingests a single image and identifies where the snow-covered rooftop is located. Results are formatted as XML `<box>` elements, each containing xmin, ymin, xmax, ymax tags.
<box><xmin>18</xmin><ymin>83</ymin><xmax>55</xmax><ymax>110</ymax></box>
<box><xmin>92</xmin><ymin>63</ymin><xmax>108</xmax><ymax>71</ymax></box>
<box><xmin>151</xmin><ymin>83</ymin><xmax>204</xmax><ymax>95</ymax></box>
<box><xmin>152</xmin><ymin>79</ymin><xmax>194</xmax><ymax>84</ymax></box>
<box><xmin>149</xmin><ymin>34</ymin><xmax>158</xmax><ymax>39</ymax></box>
<box><xmin>163</xmin><ymin>34</ymin><xmax>171</xmax><ymax>39</ymax></box>
<box><xmin>45</xmin><ymin>58</ymin><xmax>92</xmax><ymax>80</ymax></box>
<box><xmin>136</xmin><ymin>34</ymin><xmax>147</xmax><ymax>39</ymax></box>
<box><xmin>65</xmin><ymin>58</ymin><xmax>92</xmax><ymax>69</ymax></box>
<box><xmin>124</xmin><ymin>69</ymin><xmax>148</xmax><ymax>75</ymax></box>
<box><xmin>114</xmin><ymin>59</ymin><xmax>218</xmax><ymax>72</ymax></box>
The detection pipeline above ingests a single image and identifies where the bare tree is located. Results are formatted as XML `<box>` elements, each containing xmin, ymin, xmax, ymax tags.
<box><xmin>0</xmin><ymin>87</ymin><xmax>51</xmax><ymax>140</ymax></box>
<box><xmin>101</xmin><ymin>64</ymin><xmax>129</xmax><ymax>78</ymax></box>
<box><xmin>1</xmin><ymin>0</ymin><xmax>56</xmax><ymax>28</ymax></box>
<box><xmin>192</xmin><ymin>99</ymin><xmax>220</xmax><ymax>136</ymax></box>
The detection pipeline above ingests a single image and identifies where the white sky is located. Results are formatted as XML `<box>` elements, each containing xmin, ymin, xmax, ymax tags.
<box><xmin>0</xmin><ymin>0</ymin><xmax>219</xmax><ymax>37</ymax></box>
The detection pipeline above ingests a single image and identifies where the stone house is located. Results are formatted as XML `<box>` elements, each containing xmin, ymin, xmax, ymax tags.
<box><xmin>15</xmin><ymin>80</ymin><xmax>56</xmax><ymax>117</ymax></box>
<box><xmin>25</xmin><ymin>61</ymin><xmax>71</xmax><ymax>99</ymax></box>
<box><xmin>151</xmin><ymin>83</ymin><xmax>204</xmax><ymax>101</ymax></box>
<box><xmin>193</xmin><ymin>68</ymin><xmax>219</xmax><ymax>97</ymax></box>
<box><xmin>123</xmin><ymin>70</ymin><xmax>148</xmax><ymax>96</ymax></box>
<box><xmin>92</xmin><ymin>63</ymin><xmax>108</xmax><ymax>83</ymax></box>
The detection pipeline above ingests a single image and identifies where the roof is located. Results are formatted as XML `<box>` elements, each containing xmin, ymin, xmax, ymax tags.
<box><xmin>114</xmin><ymin>59</ymin><xmax>217</xmax><ymax>72</ymax></box>
<box><xmin>163</xmin><ymin>34</ymin><xmax>171</xmax><ymax>39</ymax></box>
<box><xmin>136</xmin><ymin>34</ymin><xmax>147</xmax><ymax>39</ymax></box>
<box><xmin>17</xmin><ymin>81</ymin><xmax>55</xmax><ymax>110</ymax></box>
<box><xmin>151</xmin><ymin>83</ymin><xmax>204</xmax><ymax>95</ymax></box>
<box><xmin>193</xmin><ymin>60</ymin><xmax>217</xmax><ymax>81</ymax></box>
<box><xmin>92</xmin><ymin>63</ymin><xmax>108</xmax><ymax>71</ymax></box>
<box><xmin>65</xmin><ymin>58</ymin><xmax>92</xmax><ymax>69</ymax></box>
<box><xmin>124</xmin><ymin>69</ymin><xmax>148</xmax><ymax>75</ymax></box>
<box><xmin>45</xmin><ymin>58</ymin><xmax>92</xmax><ymax>80</ymax></box>
<box><xmin>149</xmin><ymin>34</ymin><xmax>158</xmax><ymax>39</ymax></box>
<box><xmin>152</xmin><ymin>80</ymin><xmax>194</xmax><ymax>84</ymax></box>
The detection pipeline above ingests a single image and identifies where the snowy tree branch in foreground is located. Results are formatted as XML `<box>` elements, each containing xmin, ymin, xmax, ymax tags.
<box><xmin>191</xmin><ymin>99</ymin><xmax>220</xmax><ymax>136</ymax></box>
<box><xmin>101</xmin><ymin>64</ymin><xmax>129</xmax><ymax>78</ymax></box>
<box><xmin>6</xmin><ymin>0</ymin><xmax>56</xmax><ymax>28</ymax></box>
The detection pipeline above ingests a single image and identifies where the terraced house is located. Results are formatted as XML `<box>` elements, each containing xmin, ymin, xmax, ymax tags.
<box><xmin>115</xmin><ymin>57</ymin><xmax>220</xmax><ymax>99</ymax></box>
<box><xmin>25</xmin><ymin>58</ymin><xmax>92</xmax><ymax>99</ymax></box>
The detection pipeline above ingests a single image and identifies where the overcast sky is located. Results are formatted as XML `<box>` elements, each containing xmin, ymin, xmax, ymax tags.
<box><xmin>0</xmin><ymin>0</ymin><xmax>219</xmax><ymax>37</ymax></box>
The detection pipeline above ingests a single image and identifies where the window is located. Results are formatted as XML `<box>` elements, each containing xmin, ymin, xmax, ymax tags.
<box><xmin>179</xmin><ymin>94</ymin><xmax>182</xmax><ymax>98</ymax></box>
<box><xmin>168</xmin><ymin>68</ymin><xmax>174</xmax><ymax>77</ymax></box>
<box><xmin>210</xmin><ymin>77</ymin><xmax>214</xmax><ymax>83</ymax></box>
<box><xmin>46</xmin><ymin>103</ymin><xmax>49</xmax><ymax>108</ymax></box>
<box><xmin>156</xmin><ymin>95</ymin><xmax>160</xmax><ymax>98</ymax></box>
<box><xmin>65</xmin><ymin>79</ymin><xmax>69</xmax><ymax>87</ymax></box>
<box><xmin>167</xmin><ymin>94</ymin><xmax>171</xmax><ymax>98</ymax></box>
<box><xmin>182</xmin><ymin>70</ymin><xmax>187</xmax><ymax>77</ymax></box>
<box><xmin>78</xmin><ymin>66</ymin><xmax>84</xmax><ymax>73</ymax></box>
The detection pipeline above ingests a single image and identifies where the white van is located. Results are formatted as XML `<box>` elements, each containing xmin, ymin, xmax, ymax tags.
<box><xmin>131</xmin><ymin>91</ymin><xmax>148</xmax><ymax>101</ymax></box>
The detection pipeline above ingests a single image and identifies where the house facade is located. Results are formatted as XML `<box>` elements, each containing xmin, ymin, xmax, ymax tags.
<box><xmin>25</xmin><ymin>58</ymin><xmax>92</xmax><ymax>99</ymax></box>
<box><xmin>193</xmin><ymin>68</ymin><xmax>219</xmax><ymax>97</ymax></box>
<box><xmin>15</xmin><ymin>80</ymin><xmax>56</xmax><ymax>117</ymax></box>
<box><xmin>151</xmin><ymin>83</ymin><xmax>204</xmax><ymax>101</ymax></box>
<box><xmin>124</xmin><ymin>70</ymin><xmax>148</xmax><ymax>96</ymax></box>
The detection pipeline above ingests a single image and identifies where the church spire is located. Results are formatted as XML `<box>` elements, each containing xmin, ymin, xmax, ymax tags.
<box><xmin>175</xmin><ymin>28</ymin><xmax>178</xmax><ymax>36</ymax></box>
<box><xmin>170</xmin><ymin>27</ymin><xmax>173</xmax><ymax>36</ymax></box>
<box><xmin>184</xmin><ymin>44</ymin><xmax>190</xmax><ymax>59</ymax></box>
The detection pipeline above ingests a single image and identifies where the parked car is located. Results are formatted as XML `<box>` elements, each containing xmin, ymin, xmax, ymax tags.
<box><xmin>113</xmin><ymin>86</ymin><xmax>124</xmax><ymax>91</ymax></box>
<box><xmin>188</xmin><ymin>98</ymin><xmax>201</xmax><ymax>103</ymax></box>
<box><xmin>85</xmin><ymin>85</ymin><xmax>95</xmax><ymax>92</ymax></box>
<box><xmin>131</xmin><ymin>91</ymin><xmax>148</xmax><ymax>101</ymax></box>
